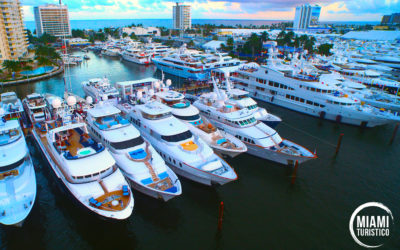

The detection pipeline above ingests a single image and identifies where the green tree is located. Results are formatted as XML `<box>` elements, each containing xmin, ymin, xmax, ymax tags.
<box><xmin>317</xmin><ymin>43</ymin><xmax>333</xmax><ymax>56</ymax></box>
<box><xmin>212</xmin><ymin>35</ymin><xmax>218</xmax><ymax>40</ymax></box>
<box><xmin>2</xmin><ymin>60</ymin><xmax>21</xmax><ymax>73</ymax></box>
<box><xmin>37</xmin><ymin>56</ymin><xmax>52</xmax><ymax>66</ymax></box>
<box><xmin>129</xmin><ymin>33</ymin><xmax>137</xmax><ymax>40</ymax></box>
<box><xmin>242</xmin><ymin>33</ymin><xmax>262</xmax><ymax>56</ymax></box>
<box><xmin>38</xmin><ymin>33</ymin><xmax>57</xmax><ymax>44</ymax></box>
<box><xmin>260</xmin><ymin>31</ymin><xmax>269</xmax><ymax>42</ymax></box>
<box><xmin>71</xmin><ymin>29</ymin><xmax>86</xmax><ymax>38</ymax></box>
<box><xmin>122</xmin><ymin>32</ymin><xmax>128</xmax><ymax>38</ymax></box>
<box><xmin>187</xmin><ymin>40</ymin><xmax>195</xmax><ymax>48</ymax></box>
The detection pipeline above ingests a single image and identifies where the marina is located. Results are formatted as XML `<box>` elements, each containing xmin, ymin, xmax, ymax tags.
<box><xmin>0</xmin><ymin>51</ymin><xmax>399</xmax><ymax>248</ymax></box>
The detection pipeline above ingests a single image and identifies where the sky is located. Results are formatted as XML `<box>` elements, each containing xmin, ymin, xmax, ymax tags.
<box><xmin>21</xmin><ymin>0</ymin><xmax>400</xmax><ymax>21</ymax></box>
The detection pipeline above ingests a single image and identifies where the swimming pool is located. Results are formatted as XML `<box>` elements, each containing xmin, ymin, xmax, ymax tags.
<box><xmin>20</xmin><ymin>66</ymin><xmax>54</xmax><ymax>76</ymax></box>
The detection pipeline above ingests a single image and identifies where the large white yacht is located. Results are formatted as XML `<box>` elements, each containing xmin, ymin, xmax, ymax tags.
<box><xmin>22</xmin><ymin>93</ymin><xmax>50</xmax><ymax>123</ymax></box>
<box><xmin>217</xmin><ymin>73</ymin><xmax>282</xmax><ymax>128</ymax></box>
<box><xmin>152</xmin><ymin>79</ymin><xmax>247</xmax><ymax>158</ymax></box>
<box><xmin>230</xmin><ymin>62</ymin><xmax>400</xmax><ymax>127</ymax></box>
<box><xmin>0</xmin><ymin>117</ymin><xmax>36</xmax><ymax>226</ymax></box>
<box><xmin>121</xmin><ymin>48</ymin><xmax>152</xmax><ymax>65</ymax></box>
<box><xmin>153</xmin><ymin>45</ymin><xmax>242</xmax><ymax>80</ymax></box>
<box><xmin>193</xmin><ymin>79</ymin><xmax>317</xmax><ymax>165</ymax></box>
<box><xmin>85</xmin><ymin>103</ymin><xmax>182</xmax><ymax>201</ymax></box>
<box><xmin>82</xmin><ymin>77</ymin><xmax>119</xmax><ymax>102</ymax></box>
<box><xmin>115</xmin><ymin>79</ymin><xmax>238</xmax><ymax>186</ymax></box>
<box><xmin>30</xmin><ymin>95</ymin><xmax>134</xmax><ymax>220</ymax></box>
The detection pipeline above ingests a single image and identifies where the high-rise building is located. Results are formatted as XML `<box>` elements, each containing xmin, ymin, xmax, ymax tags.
<box><xmin>34</xmin><ymin>4</ymin><xmax>71</xmax><ymax>37</ymax></box>
<box><xmin>293</xmin><ymin>4</ymin><xmax>321</xmax><ymax>30</ymax></box>
<box><xmin>0</xmin><ymin>0</ymin><xmax>28</xmax><ymax>65</ymax></box>
<box><xmin>381</xmin><ymin>13</ymin><xmax>400</xmax><ymax>25</ymax></box>
<box><xmin>173</xmin><ymin>2</ymin><xmax>191</xmax><ymax>30</ymax></box>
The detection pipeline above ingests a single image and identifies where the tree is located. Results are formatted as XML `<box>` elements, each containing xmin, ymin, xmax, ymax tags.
<box><xmin>129</xmin><ymin>33</ymin><xmax>137</xmax><ymax>40</ymax></box>
<box><xmin>187</xmin><ymin>40</ymin><xmax>195</xmax><ymax>48</ymax></box>
<box><xmin>122</xmin><ymin>32</ymin><xmax>128</xmax><ymax>38</ymax></box>
<box><xmin>38</xmin><ymin>33</ymin><xmax>57</xmax><ymax>44</ymax></box>
<box><xmin>2</xmin><ymin>60</ymin><xmax>21</xmax><ymax>73</ymax></box>
<box><xmin>212</xmin><ymin>35</ymin><xmax>218</xmax><ymax>40</ymax></box>
<box><xmin>71</xmin><ymin>29</ymin><xmax>86</xmax><ymax>38</ymax></box>
<box><xmin>242</xmin><ymin>33</ymin><xmax>262</xmax><ymax>57</ymax></box>
<box><xmin>37</xmin><ymin>56</ymin><xmax>52</xmax><ymax>66</ymax></box>
<box><xmin>260</xmin><ymin>31</ymin><xmax>269</xmax><ymax>42</ymax></box>
<box><xmin>227</xmin><ymin>37</ymin><xmax>234</xmax><ymax>47</ymax></box>
<box><xmin>317</xmin><ymin>43</ymin><xmax>333</xmax><ymax>56</ymax></box>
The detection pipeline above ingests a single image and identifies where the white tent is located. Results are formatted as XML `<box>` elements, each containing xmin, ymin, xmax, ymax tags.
<box><xmin>342</xmin><ymin>31</ymin><xmax>400</xmax><ymax>41</ymax></box>
<box><xmin>202</xmin><ymin>40</ymin><xmax>226</xmax><ymax>51</ymax></box>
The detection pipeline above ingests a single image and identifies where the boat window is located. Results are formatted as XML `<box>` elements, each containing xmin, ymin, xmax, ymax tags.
<box><xmin>173</xmin><ymin>114</ymin><xmax>200</xmax><ymax>121</ymax></box>
<box><xmin>142</xmin><ymin>111</ymin><xmax>171</xmax><ymax>120</ymax></box>
<box><xmin>110</xmin><ymin>136</ymin><xmax>145</xmax><ymax>150</ymax></box>
<box><xmin>161</xmin><ymin>130</ymin><xmax>192</xmax><ymax>142</ymax></box>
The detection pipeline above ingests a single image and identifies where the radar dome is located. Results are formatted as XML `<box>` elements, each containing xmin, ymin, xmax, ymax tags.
<box><xmin>52</xmin><ymin>98</ymin><xmax>62</xmax><ymax>109</ymax></box>
<box><xmin>67</xmin><ymin>96</ymin><xmax>77</xmax><ymax>106</ymax></box>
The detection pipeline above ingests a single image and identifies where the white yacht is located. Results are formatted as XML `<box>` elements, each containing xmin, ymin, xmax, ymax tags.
<box><xmin>22</xmin><ymin>93</ymin><xmax>50</xmax><ymax>124</ymax></box>
<box><xmin>30</xmin><ymin>95</ymin><xmax>134</xmax><ymax>220</ymax></box>
<box><xmin>115</xmin><ymin>79</ymin><xmax>238</xmax><ymax>186</ymax></box>
<box><xmin>82</xmin><ymin>77</ymin><xmax>119</xmax><ymax>102</ymax></box>
<box><xmin>101</xmin><ymin>46</ymin><xmax>120</xmax><ymax>57</ymax></box>
<box><xmin>153</xmin><ymin>45</ymin><xmax>242</xmax><ymax>80</ymax></box>
<box><xmin>1</xmin><ymin>92</ymin><xmax>25</xmax><ymax>121</ymax></box>
<box><xmin>152</xmin><ymin>79</ymin><xmax>247</xmax><ymax>158</ymax></box>
<box><xmin>85</xmin><ymin>103</ymin><xmax>182</xmax><ymax>201</ymax></box>
<box><xmin>121</xmin><ymin>48</ymin><xmax>151</xmax><ymax>65</ymax></box>
<box><xmin>217</xmin><ymin>73</ymin><xmax>282</xmax><ymax>128</ymax></box>
<box><xmin>230</xmin><ymin>62</ymin><xmax>400</xmax><ymax>127</ymax></box>
<box><xmin>193</xmin><ymin>79</ymin><xmax>317</xmax><ymax>165</ymax></box>
<box><xmin>0</xmin><ymin>117</ymin><xmax>36</xmax><ymax>226</ymax></box>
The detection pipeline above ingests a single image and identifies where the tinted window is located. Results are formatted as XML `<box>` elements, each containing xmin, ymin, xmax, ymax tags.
<box><xmin>173</xmin><ymin>114</ymin><xmax>200</xmax><ymax>121</ymax></box>
<box><xmin>161</xmin><ymin>130</ymin><xmax>192</xmax><ymax>142</ymax></box>
<box><xmin>110</xmin><ymin>136</ymin><xmax>144</xmax><ymax>149</ymax></box>
<box><xmin>0</xmin><ymin>157</ymin><xmax>24</xmax><ymax>172</ymax></box>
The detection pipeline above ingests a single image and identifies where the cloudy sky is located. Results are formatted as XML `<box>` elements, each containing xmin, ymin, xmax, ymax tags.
<box><xmin>21</xmin><ymin>0</ymin><xmax>400</xmax><ymax>21</ymax></box>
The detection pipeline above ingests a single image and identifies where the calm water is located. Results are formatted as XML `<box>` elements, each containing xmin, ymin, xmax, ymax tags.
<box><xmin>0</xmin><ymin>52</ymin><xmax>399</xmax><ymax>249</ymax></box>
<box><xmin>24</xmin><ymin>19</ymin><xmax>381</xmax><ymax>31</ymax></box>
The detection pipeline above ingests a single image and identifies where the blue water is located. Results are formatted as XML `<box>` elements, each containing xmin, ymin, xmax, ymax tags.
<box><xmin>20</xmin><ymin>66</ymin><xmax>54</xmax><ymax>76</ymax></box>
<box><xmin>23</xmin><ymin>19</ymin><xmax>381</xmax><ymax>32</ymax></box>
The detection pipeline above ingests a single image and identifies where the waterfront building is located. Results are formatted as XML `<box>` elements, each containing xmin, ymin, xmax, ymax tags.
<box><xmin>0</xmin><ymin>0</ymin><xmax>28</xmax><ymax>66</ymax></box>
<box><xmin>293</xmin><ymin>4</ymin><xmax>321</xmax><ymax>30</ymax></box>
<box><xmin>34</xmin><ymin>4</ymin><xmax>71</xmax><ymax>37</ymax></box>
<box><xmin>121</xmin><ymin>27</ymin><xmax>160</xmax><ymax>37</ymax></box>
<box><xmin>173</xmin><ymin>2</ymin><xmax>191</xmax><ymax>30</ymax></box>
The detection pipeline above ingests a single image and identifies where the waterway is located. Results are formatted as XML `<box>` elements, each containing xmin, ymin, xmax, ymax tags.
<box><xmin>0</xmin><ymin>51</ymin><xmax>399</xmax><ymax>249</ymax></box>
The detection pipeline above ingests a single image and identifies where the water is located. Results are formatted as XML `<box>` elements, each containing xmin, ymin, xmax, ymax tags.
<box><xmin>0</xmin><ymin>52</ymin><xmax>399</xmax><ymax>249</ymax></box>
<box><xmin>24</xmin><ymin>19</ymin><xmax>381</xmax><ymax>32</ymax></box>
<box><xmin>20</xmin><ymin>66</ymin><xmax>55</xmax><ymax>76</ymax></box>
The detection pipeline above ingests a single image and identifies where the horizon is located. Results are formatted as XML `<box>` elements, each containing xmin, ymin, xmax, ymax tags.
<box><xmin>21</xmin><ymin>0</ymin><xmax>400</xmax><ymax>22</ymax></box>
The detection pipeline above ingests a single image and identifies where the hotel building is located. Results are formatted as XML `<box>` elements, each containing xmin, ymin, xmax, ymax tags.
<box><xmin>0</xmin><ymin>0</ymin><xmax>28</xmax><ymax>65</ymax></box>
<box><xmin>34</xmin><ymin>4</ymin><xmax>71</xmax><ymax>37</ymax></box>
<box><xmin>173</xmin><ymin>2</ymin><xmax>191</xmax><ymax>30</ymax></box>
<box><xmin>293</xmin><ymin>4</ymin><xmax>321</xmax><ymax>30</ymax></box>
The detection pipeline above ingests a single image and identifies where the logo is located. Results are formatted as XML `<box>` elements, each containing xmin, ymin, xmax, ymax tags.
<box><xmin>349</xmin><ymin>202</ymin><xmax>394</xmax><ymax>248</ymax></box>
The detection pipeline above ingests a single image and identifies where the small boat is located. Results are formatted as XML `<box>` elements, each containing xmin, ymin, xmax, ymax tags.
<box><xmin>22</xmin><ymin>93</ymin><xmax>50</xmax><ymax>124</ymax></box>
<box><xmin>83</xmin><ymin>55</ymin><xmax>90</xmax><ymax>60</ymax></box>
<box><xmin>82</xmin><ymin>77</ymin><xmax>119</xmax><ymax>102</ymax></box>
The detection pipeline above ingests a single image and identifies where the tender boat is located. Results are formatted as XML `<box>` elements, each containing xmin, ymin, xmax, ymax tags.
<box><xmin>1</xmin><ymin>92</ymin><xmax>25</xmax><ymax>121</ymax></box>
<box><xmin>30</xmin><ymin>95</ymin><xmax>134</xmax><ymax>220</ymax></box>
<box><xmin>85</xmin><ymin>103</ymin><xmax>182</xmax><ymax>201</ymax></box>
<box><xmin>22</xmin><ymin>93</ymin><xmax>50</xmax><ymax>124</ymax></box>
<box><xmin>0</xmin><ymin>116</ymin><xmax>36</xmax><ymax>226</ymax></box>
<box><xmin>115</xmin><ymin>79</ymin><xmax>238</xmax><ymax>186</ymax></box>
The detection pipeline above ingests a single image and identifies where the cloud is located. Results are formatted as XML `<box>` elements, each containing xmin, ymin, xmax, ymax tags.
<box><xmin>21</xmin><ymin>0</ymin><xmax>397</xmax><ymax>21</ymax></box>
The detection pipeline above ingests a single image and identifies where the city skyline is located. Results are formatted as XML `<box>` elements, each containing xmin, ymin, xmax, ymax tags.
<box><xmin>20</xmin><ymin>0</ymin><xmax>400</xmax><ymax>22</ymax></box>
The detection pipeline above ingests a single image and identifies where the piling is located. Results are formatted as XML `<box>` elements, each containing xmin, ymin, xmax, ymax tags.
<box><xmin>335</xmin><ymin>133</ymin><xmax>344</xmax><ymax>155</ymax></box>
<box><xmin>217</xmin><ymin>201</ymin><xmax>224</xmax><ymax>231</ymax></box>
<box><xmin>291</xmin><ymin>160</ymin><xmax>299</xmax><ymax>185</ymax></box>
<box><xmin>389</xmin><ymin>124</ymin><xmax>399</xmax><ymax>145</ymax></box>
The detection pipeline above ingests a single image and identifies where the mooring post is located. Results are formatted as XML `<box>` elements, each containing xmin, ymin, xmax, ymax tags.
<box><xmin>335</xmin><ymin>133</ymin><xmax>344</xmax><ymax>155</ymax></box>
<box><xmin>217</xmin><ymin>201</ymin><xmax>224</xmax><ymax>231</ymax></box>
<box><xmin>291</xmin><ymin>160</ymin><xmax>299</xmax><ymax>185</ymax></box>
<box><xmin>390</xmin><ymin>124</ymin><xmax>399</xmax><ymax>145</ymax></box>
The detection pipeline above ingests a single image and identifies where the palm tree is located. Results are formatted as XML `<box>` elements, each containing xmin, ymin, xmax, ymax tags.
<box><xmin>2</xmin><ymin>60</ymin><xmax>21</xmax><ymax>74</ymax></box>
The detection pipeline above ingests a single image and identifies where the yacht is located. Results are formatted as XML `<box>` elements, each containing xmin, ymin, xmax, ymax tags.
<box><xmin>101</xmin><ymin>46</ymin><xmax>120</xmax><ymax>57</ymax></box>
<box><xmin>22</xmin><ymin>93</ymin><xmax>50</xmax><ymax>124</ymax></box>
<box><xmin>121</xmin><ymin>48</ymin><xmax>151</xmax><ymax>65</ymax></box>
<box><xmin>85</xmin><ymin>103</ymin><xmax>182</xmax><ymax>201</ymax></box>
<box><xmin>230</xmin><ymin>62</ymin><xmax>400</xmax><ymax>127</ymax></box>
<box><xmin>0</xmin><ymin>117</ymin><xmax>36</xmax><ymax>226</ymax></box>
<box><xmin>82</xmin><ymin>77</ymin><xmax>120</xmax><ymax>102</ymax></box>
<box><xmin>152</xmin><ymin>79</ymin><xmax>247</xmax><ymax>158</ymax></box>
<box><xmin>153</xmin><ymin>45</ymin><xmax>242</xmax><ymax>80</ymax></box>
<box><xmin>1</xmin><ymin>92</ymin><xmax>25</xmax><ymax>121</ymax></box>
<box><xmin>115</xmin><ymin>79</ymin><xmax>238</xmax><ymax>186</ymax></box>
<box><xmin>193</xmin><ymin>79</ymin><xmax>317</xmax><ymax>165</ymax></box>
<box><xmin>30</xmin><ymin>95</ymin><xmax>134</xmax><ymax>220</ymax></box>
<box><xmin>217</xmin><ymin>73</ymin><xmax>282</xmax><ymax>128</ymax></box>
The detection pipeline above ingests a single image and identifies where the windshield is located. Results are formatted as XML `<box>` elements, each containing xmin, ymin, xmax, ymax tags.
<box><xmin>161</xmin><ymin>130</ymin><xmax>192</xmax><ymax>142</ymax></box>
<box><xmin>110</xmin><ymin>136</ymin><xmax>145</xmax><ymax>150</ymax></box>
<box><xmin>173</xmin><ymin>114</ymin><xmax>200</xmax><ymax>121</ymax></box>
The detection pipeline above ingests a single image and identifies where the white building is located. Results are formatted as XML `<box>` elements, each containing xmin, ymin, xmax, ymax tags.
<box><xmin>173</xmin><ymin>2</ymin><xmax>191</xmax><ymax>30</ymax></box>
<box><xmin>34</xmin><ymin>4</ymin><xmax>71</xmax><ymax>37</ymax></box>
<box><xmin>121</xmin><ymin>27</ymin><xmax>160</xmax><ymax>37</ymax></box>
<box><xmin>293</xmin><ymin>4</ymin><xmax>321</xmax><ymax>30</ymax></box>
